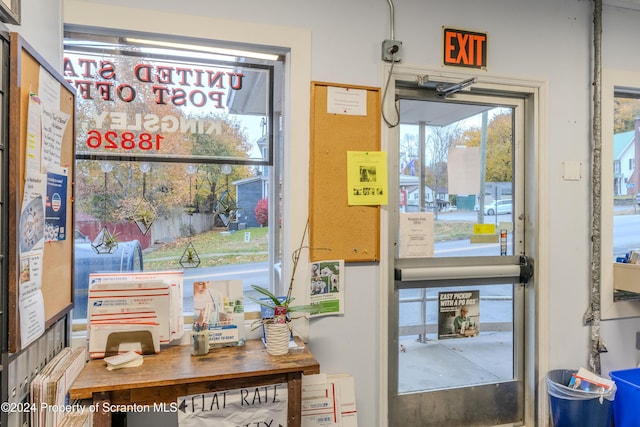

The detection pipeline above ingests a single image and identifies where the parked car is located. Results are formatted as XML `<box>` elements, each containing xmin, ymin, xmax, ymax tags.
<box><xmin>636</xmin><ymin>193</ymin><xmax>640</xmax><ymax>205</ymax></box>
<box><xmin>73</xmin><ymin>233</ymin><xmax>143</xmax><ymax>320</ymax></box>
<box><xmin>484</xmin><ymin>199</ymin><xmax>512</xmax><ymax>215</ymax></box>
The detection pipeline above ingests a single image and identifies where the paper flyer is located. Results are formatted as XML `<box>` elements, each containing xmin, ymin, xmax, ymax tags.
<box><xmin>20</xmin><ymin>173</ymin><xmax>46</xmax><ymax>254</ymax></box>
<box><xmin>38</xmin><ymin>65</ymin><xmax>61</xmax><ymax>108</ymax></box>
<box><xmin>19</xmin><ymin>100</ymin><xmax>47</xmax><ymax>349</ymax></box>
<box><xmin>398</xmin><ymin>212</ymin><xmax>434</xmax><ymax>257</ymax></box>
<box><xmin>45</xmin><ymin>167</ymin><xmax>68</xmax><ymax>241</ymax></box>
<box><xmin>19</xmin><ymin>251</ymin><xmax>45</xmax><ymax>348</ymax></box>
<box><xmin>327</xmin><ymin>86</ymin><xmax>367</xmax><ymax>116</ymax></box>
<box><xmin>309</xmin><ymin>260</ymin><xmax>344</xmax><ymax>317</ymax></box>
<box><xmin>193</xmin><ymin>279</ymin><xmax>245</xmax><ymax>347</ymax></box>
<box><xmin>40</xmin><ymin>105</ymin><xmax>70</xmax><ymax>172</ymax></box>
<box><xmin>25</xmin><ymin>94</ymin><xmax>42</xmax><ymax>173</ymax></box>
<box><xmin>347</xmin><ymin>151</ymin><xmax>388</xmax><ymax>206</ymax></box>
<box><xmin>437</xmin><ymin>290</ymin><xmax>480</xmax><ymax>339</ymax></box>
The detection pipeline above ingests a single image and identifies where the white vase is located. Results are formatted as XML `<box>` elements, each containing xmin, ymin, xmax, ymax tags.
<box><xmin>265</xmin><ymin>323</ymin><xmax>290</xmax><ymax>355</ymax></box>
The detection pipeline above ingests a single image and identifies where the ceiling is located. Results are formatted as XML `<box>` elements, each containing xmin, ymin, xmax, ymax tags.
<box><xmin>399</xmin><ymin>99</ymin><xmax>493</xmax><ymax>127</ymax></box>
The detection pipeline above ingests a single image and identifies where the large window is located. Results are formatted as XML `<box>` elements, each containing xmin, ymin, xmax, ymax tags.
<box><xmin>64</xmin><ymin>29</ymin><xmax>284</xmax><ymax>322</ymax></box>
<box><xmin>611</xmin><ymin>91</ymin><xmax>640</xmax><ymax>260</ymax></box>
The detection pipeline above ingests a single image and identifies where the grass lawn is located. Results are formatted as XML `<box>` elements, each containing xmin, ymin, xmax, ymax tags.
<box><xmin>435</xmin><ymin>221</ymin><xmax>474</xmax><ymax>241</ymax></box>
<box><xmin>142</xmin><ymin>220</ymin><xmax>473</xmax><ymax>270</ymax></box>
<box><xmin>143</xmin><ymin>226</ymin><xmax>269</xmax><ymax>270</ymax></box>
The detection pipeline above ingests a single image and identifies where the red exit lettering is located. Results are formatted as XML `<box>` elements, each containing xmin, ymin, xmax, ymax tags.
<box><xmin>443</xmin><ymin>28</ymin><xmax>487</xmax><ymax>69</ymax></box>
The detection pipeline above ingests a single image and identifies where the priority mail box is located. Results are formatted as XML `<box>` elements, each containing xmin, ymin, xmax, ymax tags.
<box><xmin>89</xmin><ymin>304</ymin><xmax>158</xmax><ymax>324</ymax></box>
<box><xmin>88</xmin><ymin>270</ymin><xmax>184</xmax><ymax>341</ymax></box>
<box><xmin>88</xmin><ymin>278</ymin><xmax>172</xmax><ymax>343</ymax></box>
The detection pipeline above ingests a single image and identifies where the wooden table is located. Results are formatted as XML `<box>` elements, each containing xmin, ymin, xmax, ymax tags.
<box><xmin>69</xmin><ymin>338</ymin><xmax>320</xmax><ymax>427</ymax></box>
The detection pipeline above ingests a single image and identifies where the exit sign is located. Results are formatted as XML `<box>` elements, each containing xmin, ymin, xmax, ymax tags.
<box><xmin>443</xmin><ymin>27</ymin><xmax>488</xmax><ymax>69</ymax></box>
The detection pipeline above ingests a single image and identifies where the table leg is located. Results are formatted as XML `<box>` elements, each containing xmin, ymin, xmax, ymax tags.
<box><xmin>92</xmin><ymin>392</ymin><xmax>112</xmax><ymax>427</ymax></box>
<box><xmin>288</xmin><ymin>372</ymin><xmax>303</xmax><ymax>427</ymax></box>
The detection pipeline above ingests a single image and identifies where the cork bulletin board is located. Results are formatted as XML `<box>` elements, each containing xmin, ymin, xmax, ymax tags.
<box><xmin>309</xmin><ymin>82</ymin><xmax>381</xmax><ymax>263</ymax></box>
<box><xmin>8</xmin><ymin>33</ymin><xmax>75</xmax><ymax>352</ymax></box>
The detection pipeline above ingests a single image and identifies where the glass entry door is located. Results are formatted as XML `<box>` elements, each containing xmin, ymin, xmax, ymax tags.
<box><xmin>389</xmin><ymin>84</ymin><xmax>528</xmax><ymax>426</ymax></box>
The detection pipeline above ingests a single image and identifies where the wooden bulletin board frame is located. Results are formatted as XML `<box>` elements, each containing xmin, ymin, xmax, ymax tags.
<box><xmin>309</xmin><ymin>82</ymin><xmax>381</xmax><ymax>263</ymax></box>
<box><xmin>8</xmin><ymin>33</ymin><xmax>75</xmax><ymax>352</ymax></box>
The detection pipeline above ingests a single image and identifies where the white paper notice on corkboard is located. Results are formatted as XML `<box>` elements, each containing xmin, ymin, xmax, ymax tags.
<box><xmin>327</xmin><ymin>86</ymin><xmax>367</xmax><ymax>116</ymax></box>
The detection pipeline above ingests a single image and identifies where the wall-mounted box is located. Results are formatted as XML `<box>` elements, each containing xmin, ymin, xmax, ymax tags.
<box><xmin>613</xmin><ymin>263</ymin><xmax>640</xmax><ymax>293</ymax></box>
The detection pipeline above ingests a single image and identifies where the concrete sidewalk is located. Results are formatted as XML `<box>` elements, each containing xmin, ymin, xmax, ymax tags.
<box><xmin>398</xmin><ymin>331</ymin><xmax>513</xmax><ymax>393</ymax></box>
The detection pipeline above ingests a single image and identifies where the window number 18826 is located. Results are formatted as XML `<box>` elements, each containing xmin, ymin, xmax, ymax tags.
<box><xmin>86</xmin><ymin>130</ymin><xmax>163</xmax><ymax>151</ymax></box>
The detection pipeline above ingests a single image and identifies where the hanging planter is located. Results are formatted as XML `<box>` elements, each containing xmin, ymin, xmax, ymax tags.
<box><xmin>130</xmin><ymin>198</ymin><xmax>157</xmax><ymax>236</ymax></box>
<box><xmin>92</xmin><ymin>226</ymin><xmax>118</xmax><ymax>254</ymax></box>
<box><xmin>129</xmin><ymin>162</ymin><xmax>157</xmax><ymax>236</ymax></box>
<box><xmin>180</xmin><ymin>241</ymin><xmax>201</xmax><ymax>268</ymax></box>
<box><xmin>92</xmin><ymin>163</ymin><xmax>118</xmax><ymax>254</ymax></box>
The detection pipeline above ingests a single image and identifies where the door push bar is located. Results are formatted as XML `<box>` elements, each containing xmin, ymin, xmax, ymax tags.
<box><xmin>395</xmin><ymin>255</ymin><xmax>533</xmax><ymax>288</ymax></box>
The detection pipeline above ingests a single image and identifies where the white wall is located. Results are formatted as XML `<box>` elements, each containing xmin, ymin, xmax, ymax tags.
<box><xmin>6</xmin><ymin>0</ymin><xmax>62</xmax><ymax>70</ymax></box>
<box><xmin>12</xmin><ymin>0</ymin><xmax>640</xmax><ymax>425</ymax></box>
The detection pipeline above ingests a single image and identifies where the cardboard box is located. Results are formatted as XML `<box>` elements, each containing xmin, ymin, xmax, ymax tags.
<box><xmin>88</xmin><ymin>278</ymin><xmax>172</xmax><ymax>343</ymax></box>
<box><xmin>613</xmin><ymin>263</ymin><xmax>640</xmax><ymax>293</ymax></box>
<box><xmin>89</xmin><ymin>271</ymin><xmax>184</xmax><ymax>341</ymax></box>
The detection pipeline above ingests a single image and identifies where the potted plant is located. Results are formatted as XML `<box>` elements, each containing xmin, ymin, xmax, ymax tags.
<box><xmin>248</xmin><ymin>220</ymin><xmax>321</xmax><ymax>355</ymax></box>
<box><xmin>249</xmin><ymin>286</ymin><xmax>316</xmax><ymax>356</ymax></box>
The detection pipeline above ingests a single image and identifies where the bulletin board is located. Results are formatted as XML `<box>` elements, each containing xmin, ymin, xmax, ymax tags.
<box><xmin>8</xmin><ymin>33</ymin><xmax>75</xmax><ymax>352</ymax></box>
<box><xmin>309</xmin><ymin>82</ymin><xmax>381</xmax><ymax>262</ymax></box>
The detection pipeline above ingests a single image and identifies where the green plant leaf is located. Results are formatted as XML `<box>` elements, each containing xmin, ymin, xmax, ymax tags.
<box><xmin>246</xmin><ymin>295</ymin><xmax>276</xmax><ymax>309</ymax></box>
<box><xmin>288</xmin><ymin>304</ymin><xmax>321</xmax><ymax>314</ymax></box>
<box><xmin>250</xmin><ymin>285</ymin><xmax>285</xmax><ymax>307</ymax></box>
<box><xmin>249</xmin><ymin>285</ymin><xmax>321</xmax><ymax>316</ymax></box>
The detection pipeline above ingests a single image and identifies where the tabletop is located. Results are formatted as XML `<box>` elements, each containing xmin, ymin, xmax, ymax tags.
<box><xmin>69</xmin><ymin>338</ymin><xmax>320</xmax><ymax>401</ymax></box>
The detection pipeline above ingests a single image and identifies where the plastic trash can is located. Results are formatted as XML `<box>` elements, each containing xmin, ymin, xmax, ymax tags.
<box><xmin>546</xmin><ymin>369</ymin><xmax>615</xmax><ymax>427</ymax></box>
<box><xmin>609</xmin><ymin>368</ymin><xmax>640</xmax><ymax>427</ymax></box>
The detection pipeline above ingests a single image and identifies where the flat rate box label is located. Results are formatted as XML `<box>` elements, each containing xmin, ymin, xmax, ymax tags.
<box><xmin>178</xmin><ymin>384</ymin><xmax>287</xmax><ymax>426</ymax></box>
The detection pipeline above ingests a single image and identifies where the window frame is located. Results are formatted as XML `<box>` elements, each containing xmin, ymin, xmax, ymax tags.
<box><xmin>601</xmin><ymin>68</ymin><xmax>640</xmax><ymax>319</ymax></box>
<box><xmin>64</xmin><ymin>28</ymin><xmax>286</xmax><ymax>327</ymax></box>
<box><xmin>63</xmin><ymin>7</ymin><xmax>314</xmax><ymax>336</ymax></box>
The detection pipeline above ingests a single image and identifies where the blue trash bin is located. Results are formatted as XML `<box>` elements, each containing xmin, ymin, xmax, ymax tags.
<box><xmin>546</xmin><ymin>369</ymin><xmax>615</xmax><ymax>427</ymax></box>
<box><xmin>609</xmin><ymin>368</ymin><xmax>640</xmax><ymax>427</ymax></box>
